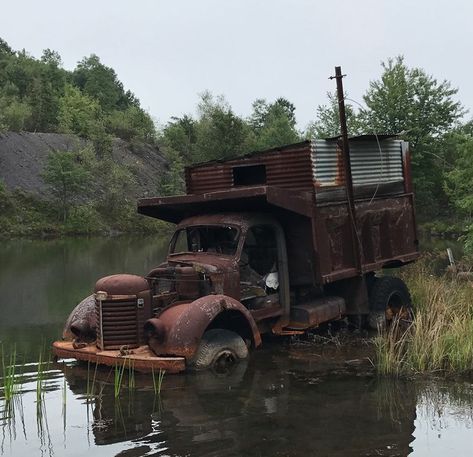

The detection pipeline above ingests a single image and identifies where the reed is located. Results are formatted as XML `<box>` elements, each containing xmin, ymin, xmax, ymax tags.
<box><xmin>375</xmin><ymin>259</ymin><xmax>473</xmax><ymax>376</ymax></box>
<box><xmin>36</xmin><ymin>349</ymin><xmax>44</xmax><ymax>404</ymax></box>
<box><xmin>113</xmin><ymin>360</ymin><xmax>127</xmax><ymax>398</ymax></box>
<box><xmin>1</xmin><ymin>344</ymin><xmax>18</xmax><ymax>401</ymax></box>
<box><xmin>35</xmin><ymin>348</ymin><xmax>51</xmax><ymax>403</ymax></box>
<box><xmin>128</xmin><ymin>359</ymin><xmax>135</xmax><ymax>390</ymax></box>
<box><xmin>151</xmin><ymin>368</ymin><xmax>166</xmax><ymax>396</ymax></box>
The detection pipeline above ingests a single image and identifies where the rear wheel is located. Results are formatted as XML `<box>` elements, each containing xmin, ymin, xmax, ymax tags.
<box><xmin>191</xmin><ymin>329</ymin><xmax>248</xmax><ymax>373</ymax></box>
<box><xmin>368</xmin><ymin>276</ymin><xmax>413</xmax><ymax>331</ymax></box>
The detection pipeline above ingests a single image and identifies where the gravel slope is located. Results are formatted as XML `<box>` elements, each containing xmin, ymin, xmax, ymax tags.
<box><xmin>0</xmin><ymin>132</ymin><xmax>168</xmax><ymax>199</ymax></box>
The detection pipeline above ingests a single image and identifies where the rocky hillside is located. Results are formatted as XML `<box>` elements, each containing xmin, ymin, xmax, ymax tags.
<box><xmin>0</xmin><ymin>132</ymin><xmax>168</xmax><ymax>200</ymax></box>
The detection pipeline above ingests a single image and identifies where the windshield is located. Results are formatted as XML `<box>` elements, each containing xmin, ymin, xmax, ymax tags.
<box><xmin>170</xmin><ymin>225</ymin><xmax>240</xmax><ymax>256</ymax></box>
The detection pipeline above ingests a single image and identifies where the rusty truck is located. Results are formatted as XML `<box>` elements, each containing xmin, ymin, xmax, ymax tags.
<box><xmin>52</xmin><ymin>134</ymin><xmax>419</xmax><ymax>373</ymax></box>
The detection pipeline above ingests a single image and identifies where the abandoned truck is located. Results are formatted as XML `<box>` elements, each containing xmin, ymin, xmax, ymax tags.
<box><xmin>52</xmin><ymin>136</ymin><xmax>419</xmax><ymax>373</ymax></box>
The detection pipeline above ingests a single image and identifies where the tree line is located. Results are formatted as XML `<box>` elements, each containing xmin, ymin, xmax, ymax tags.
<box><xmin>159</xmin><ymin>58</ymin><xmax>473</xmax><ymax>253</ymax></box>
<box><xmin>1</xmin><ymin>37</ymin><xmax>472</xmax><ymax>252</ymax></box>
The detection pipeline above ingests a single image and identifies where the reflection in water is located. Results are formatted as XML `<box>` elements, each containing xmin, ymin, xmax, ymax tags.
<box><xmin>1</xmin><ymin>236</ymin><xmax>472</xmax><ymax>456</ymax></box>
<box><xmin>1</xmin><ymin>348</ymin><xmax>473</xmax><ymax>457</ymax></box>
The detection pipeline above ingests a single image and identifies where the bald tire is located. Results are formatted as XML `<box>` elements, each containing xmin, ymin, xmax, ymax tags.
<box><xmin>191</xmin><ymin>329</ymin><xmax>248</xmax><ymax>371</ymax></box>
<box><xmin>368</xmin><ymin>276</ymin><xmax>413</xmax><ymax>331</ymax></box>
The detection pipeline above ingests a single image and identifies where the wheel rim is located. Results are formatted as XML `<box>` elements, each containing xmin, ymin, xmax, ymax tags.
<box><xmin>212</xmin><ymin>350</ymin><xmax>237</xmax><ymax>374</ymax></box>
<box><xmin>385</xmin><ymin>292</ymin><xmax>413</xmax><ymax>326</ymax></box>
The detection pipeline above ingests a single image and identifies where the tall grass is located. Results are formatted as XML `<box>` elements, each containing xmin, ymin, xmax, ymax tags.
<box><xmin>86</xmin><ymin>361</ymin><xmax>99</xmax><ymax>400</ymax></box>
<box><xmin>1</xmin><ymin>344</ymin><xmax>18</xmax><ymax>401</ymax></box>
<box><xmin>113</xmin><ymin>360</ymin><xmax>127</xmax><ymax>398</ymax></box>
<box><xmin>151</xmin><ymin>368</ymin><xmax>166</xmax><ymax>396</ymax></box>
<box><xmin>375</xmin><ymin>259</ymin><xmax>473</xmax><ymax>376</ymax></box>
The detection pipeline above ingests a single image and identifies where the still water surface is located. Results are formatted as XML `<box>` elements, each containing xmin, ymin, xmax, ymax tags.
<box><xmin>0</xmin><ymin>236</ymin><xmax>472</xmax><ymax>457</ymax></box>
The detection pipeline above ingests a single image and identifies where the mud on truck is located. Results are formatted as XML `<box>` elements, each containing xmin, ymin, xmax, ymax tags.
<box><xmin>53</xmin><ymin>136</ymin><xmax>419</xmax><ymax>373</ymax></box>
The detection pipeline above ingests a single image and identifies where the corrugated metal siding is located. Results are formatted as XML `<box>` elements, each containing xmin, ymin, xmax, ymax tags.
<box><xmin>187</xmin><ymin>145</ymin><xmax>313</xmax><ymax>194</ymax></box>
<box><xmin>311</xmin><ymin>141</ymin><xmax>340</xmax><ymax>187</ymax></box>
<box><xmin>350</xmin><ymin>140</ymin><xmax>404</xmax><ymax>185</ymax></box>
<box><xmin>311</xmin><ymin>139</ymin><xmax>404</xmax><ymax>187</ymax></box>
<box><xmin>186</xmin><ymin>139</ymin><xmax>405</xmax><ymax>195</ymax></box>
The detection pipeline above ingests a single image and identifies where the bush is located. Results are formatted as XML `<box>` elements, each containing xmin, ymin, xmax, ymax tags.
<box><xmin>64</xmin><ymin>204</ymin><xmax>104</xmax><ymax>234</ymax></box>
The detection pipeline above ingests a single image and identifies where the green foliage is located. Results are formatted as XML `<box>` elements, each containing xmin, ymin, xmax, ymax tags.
<box><xmin>193</xmin><ymin>91</ymin><xmax>248</xmax><ymax>162</ymax></box>
<box><xmin>0</xmin><ymin>96</ymin><xmax>32</xmax><ymax>131</ymax></box>
<box><xmin>94</xmin><ymin>157</ymin><xmax>136</xmax><ymax>213</ymax></box>
<box><xmin>64</xmin><ymin>204</ymin><xmax>104</xmax><ymax>234</ymax></box>
<box><xmin>362</xmin><ymin>57</ymin><xmax>464</xmax><ymax>144</ymax></box>
<box><xmin>443</xmin><ymin>125</ymin><xmax>473</xmax><ymax>253</ymax></box>
<box><xmin>375</xmin><ymin>260</ymin><xmax>473</xmax><ymax>375</ymax></box>
<box><xmin>159</xmin><ymin>148</ymin><xmax>185</xmax><ymax>196</ymax></box>
<box><xmin>305</xmin><ymin>91</ymin><xmax>364</xmax><ymax>138</ymax></box>
<box><xmin>161</xmin><ymin>114</ymin><xmax>197</xmax><ymax>164</ymax></box>
<box><xmin>73</xmin><ymin>54</ymin><xmax>132</xmax><ymax>112</ymax></box>
<box><xmin>0</xmin><ymin>38</ymin><xmax>155</xmax><ymax>141</ymax></box>
<box><xmin>42</xmin><ymin>149</ymin><xmax>93</xmax><ymax>221</ymax></box>
<box><xmin>106</xmin><ymin>105</ymin><xmax>156</xmax><ymax>142</ymax></box>
<box><xmin>247</xmin><ymin>97</ymin><xmax>300</xmax><ymax>150</ymax></box>
<box><xmin>58</xmin><ymin>84</ymin><xmax>102</xmax><ymax>137</ymax></box>
<box><xmin>159</xmin><ymin>94</ymin><xmax>302</xmax><ymax>193</ymax></box>
<box><xmin>361</xmin><ymin>56</ymin><xmax>464</xmax><ymax>216</ymax></box>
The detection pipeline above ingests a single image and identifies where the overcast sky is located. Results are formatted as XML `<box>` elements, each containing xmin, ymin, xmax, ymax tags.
<box><xmin>1</xmin><ymin>0</ymin><xmax>471</xmax><ymax>129</ymax></box>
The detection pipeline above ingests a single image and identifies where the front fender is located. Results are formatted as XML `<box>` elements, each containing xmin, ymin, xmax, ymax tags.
<box><xmin>146</xmin><ymin>295</ymin><xmax>261</xmax><ymax>360</ymax></box>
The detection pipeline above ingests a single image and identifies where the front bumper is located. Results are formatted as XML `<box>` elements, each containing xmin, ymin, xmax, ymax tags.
<box><xmin>52</xmin><ymin>341</ymin><xmax>186</xmax><ymax>373</ymax></box>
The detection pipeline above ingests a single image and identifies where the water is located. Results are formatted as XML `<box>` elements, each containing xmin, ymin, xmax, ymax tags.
<box><xmin>1</xmin><ymin>236</ymin><xmax>472</xmax><ymax>457</ymax></box>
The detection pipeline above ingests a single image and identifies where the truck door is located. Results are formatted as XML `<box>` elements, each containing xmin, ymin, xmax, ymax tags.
<box><xmin>239</xmin><ymin>224</ymin><xmax>284</xmax><ymax>318</ymax></box>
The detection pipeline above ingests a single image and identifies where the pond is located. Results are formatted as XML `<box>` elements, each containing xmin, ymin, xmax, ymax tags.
<box><xmin>0</xmin><ymin>236</ymin><xmax>472</xmax><ymax>457</ymax></box>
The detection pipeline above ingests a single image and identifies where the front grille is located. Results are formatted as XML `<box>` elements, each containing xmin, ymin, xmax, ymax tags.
<box><xmin>96</xmin><ymin>298</ymin><xmax>139</xmax><ymax>350</ymax></box>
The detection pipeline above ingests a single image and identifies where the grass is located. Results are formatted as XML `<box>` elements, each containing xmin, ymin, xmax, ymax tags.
<box><xmin>151</xmin><ymin>368</ymin><xmax>166</xmax><ymax>396</ymax></box>
<box><xmin>1</xmin><ymin>345</ymin><xmax>18</xmax><ymax>401</ymax></box>
<box><xmin>113</xmin><ymin>360</ymin><xmax>127</xmax><ymax>399</ymax></box>
<box><xmin>0</xmin><ymin>186</ymin><xmax>170</xmax><ymax>239</ymax></box>
<box><xmin>375</xmin><ymin>258</ymin><xmax>473</xmax><ymax>376</ymax></box>
<box><xmin>86</xmin><ymin>361</ymin><xmax>99</xmax><ymax>400</ymax></box>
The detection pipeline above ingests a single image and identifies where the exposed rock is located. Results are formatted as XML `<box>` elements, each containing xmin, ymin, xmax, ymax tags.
<box><xmin>0</xmin><ymin>131</ymin><xmax>168</xmax><ymax>199</ymax></box>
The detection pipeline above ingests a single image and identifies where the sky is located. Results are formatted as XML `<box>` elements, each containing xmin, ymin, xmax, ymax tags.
<box><xmin>1</xmin><ymin>0</ymin><xmax>471</xmax><ymax>130</ymax></box>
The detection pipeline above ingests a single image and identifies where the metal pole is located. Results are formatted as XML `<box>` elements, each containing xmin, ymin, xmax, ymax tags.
<box><xmin>330</xmin><ymin>66</ymin><xmax>363</xmax><ymax>275</ymax></box>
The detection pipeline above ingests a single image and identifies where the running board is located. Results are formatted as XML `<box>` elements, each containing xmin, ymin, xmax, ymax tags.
<box><xmin>286</xmin><ymin>296</ymin><xmax>346</xmax><ymax>330</ymax></box>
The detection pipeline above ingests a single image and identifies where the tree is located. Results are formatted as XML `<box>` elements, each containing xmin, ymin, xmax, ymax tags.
<box><xmin>194</xmin><ymin>92</ymin><xmax>249</xmax><ymax>162</ymax></box>
<box><xmin>305</xmin><ymin>91</ymin><xmax>363</xmax><ymax>138</ymax></box>
<box><xmin>58</xmin><ymin>84</ymin><xmax>103</xmax><ymax>137</ymax></box>
<box><xmin>106</xmin><ymin>105</ymin><xmax>156</xmax><ymax>142</ymax></box>
<box><xmin>0</xmin><ymin>96</ymin><xmax>32</xmax><ymax>131</ymax></box>
<box><xmin>362</xmin><ymin>57</ymin><xmax>464</xmax><ymax>215</ymax></box>
<box><xmin>159</xmin><ymin>147</ymin><xmax>185</xmax><ymax>195</ymax></box>
<box><xmin>161</xmin><ymin>114</ymin><xmax>197</xmax><ymax>164</ymax></box>
<box><xmin>362</xmin><ymin>57</ymin><xmax>464</xmax><ymax>144</ymax></box>
<box><xmin>43</xmin><ymin>149</ymin><xmax>92</xmax><ymax>221</ymax></box>
<box><xmin>94</xmin><ymin>157</ymin><xmax>136</xmax><ymax>213</ymax></box>
<box><xmin>443</xmin><ymin>123</ymin><xmax>473</xmax><ymax>252</ymax></box>
<box><xmin>73</xmin><ymin>54</ymin><xmax>133</xmax><ymax>112</ymax></box>
<box><xmin>248</xmin><ymin>97</ymin><xmax>300</xmax><ymax>150</ymax></box>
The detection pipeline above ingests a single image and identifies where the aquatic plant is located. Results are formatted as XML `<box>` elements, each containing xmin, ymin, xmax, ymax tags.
<box><xmin>1</xmin><ymin>344</ymin><xmax>18</xmax><ymax>401</ymax></box>
<box><xmin>151</xmin><ymin>368</ymin><xmax>166</xmax><ymax>396</ymax></box>
<box><xmin>375</xmin><ymin>258</ymin><xmax>473</xmax><ymax>375</ymax></box>
<box><xmin>128</xmin><ymin>359</ymin><xmax>135</xmax><ymax>390</ymax></box>
<box><xmin>35</xmin><ymin>347</ymin><xmax>51</xmax><ymax>405</ymax></box>
<box><xmin>86</xmin><ymin>361</ymin><xmax>99</xmax><ymax>400</ymax></box>
<box><xmin>113</xmin><ymin>360</ymin><xmax>127</xmax><ymax>398</ymax></box>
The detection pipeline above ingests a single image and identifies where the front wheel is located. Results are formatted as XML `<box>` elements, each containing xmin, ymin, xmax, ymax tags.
<box><xmin>368</xmin><ymin>276</ymin><xmax>413</xmax><ymax>331</ymax></box>
<box><xmin>190</xmin><ymin>329</ymin><xmax>248</xmax><ymax>372</ymax></box>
